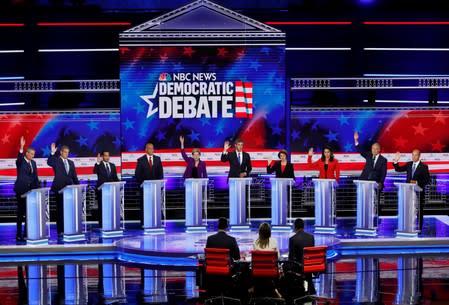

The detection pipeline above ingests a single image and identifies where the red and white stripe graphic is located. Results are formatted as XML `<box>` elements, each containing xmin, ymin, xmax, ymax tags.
<box><xmin>235</xmin><ymin>81</ymin><xmax>253</xmax><ymax>118</ymax></box>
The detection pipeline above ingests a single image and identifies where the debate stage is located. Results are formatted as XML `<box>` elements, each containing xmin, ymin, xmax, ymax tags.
<box><xmin>2</xmin><ymin>216</ymin><xmax>449</xmax><ymax>267</ymax></box>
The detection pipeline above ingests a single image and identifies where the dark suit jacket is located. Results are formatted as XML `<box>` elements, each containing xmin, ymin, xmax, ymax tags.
<box><xmin>181</xmin><ymin>149</ymin><xmax>208</xmax><ymax>179</ymax></box>
<box><xmin>93</xmin><ymin>162</ymin><xmax>119</xmax><ymax>189</ymax></box>
<box><xmin>220</xmin><ymin>151</ymin><xmax>252</xmax><ymax>178</ymax></box>
<box><xmin>135</xmin><ymin>154</ymin><xmax>164</xmax><ymax>184</ymax></box>
<box><xmin>47</xmin><ymin>153</ymin><xmax>80</xmax><ymax>192</ymax></box>
<box><xmin>267</xmin><ymin>160</ymin><xmax>295</xmax><ymax>179</ymax></box>
<box><xmin>206</xmin><ymin>231</ymin><xmax>240</xmax><ymax>261</ymax></box>
<box><xmin>356</xmin><ymin>145</ymin><xmax>387</xmax><ymax>187</ymax></box>
<box><xmin>393</xmin><ymin>161</ymin><xmax>430</xmax><ymax>189</ymax></box>
<box><xmin>14</xmin><ymin>152</ymin><xmax>39</xmax><ymax>195</ymax></box>
<box><xmin>288</xmin><ymin>230</ymin><xmax>315</xmax><ymax>263</ymax></box>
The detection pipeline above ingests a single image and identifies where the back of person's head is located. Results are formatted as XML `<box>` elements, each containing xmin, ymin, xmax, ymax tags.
<box><xmin>256</xmin><ymin>222</ymin><xmax>271</xmax><ymax>249</ymax></box>
<box><xmin>217</xmin><ymin>217</ymin><xmax>228</xmax><ymax>231</ymax></box>
<box><xmin>294</xmin><ymin>218</ymin><xmax>305</xmax><ymax>231</ymax></box>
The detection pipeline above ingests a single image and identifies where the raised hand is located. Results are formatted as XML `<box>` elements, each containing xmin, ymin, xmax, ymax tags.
<box><xmin>179</xmin><ymin>135</ymin><xmax>184</xmax><ymax>144</ymax></box>
<box><xmin>20</xmin><ymin>136</ymin><xmax>25</xmax><ymax>149</ymax></box>
<box><xmin>394</xmin><ymin>151</ymin><xmax>401</xmax><ymax>163</ymax></box>
<box><xmin>308</xmin><ymin>147</ymin><xmax>314</xmax><ymax>157</ymax></box>
<box><xmin>223</xmin><ymin>141</ymin><xmax>230</xmax><ymax>152</ymax></box>
<box><xmin>354</xmin><ymin>131</ymin><xmax>359</xmax><ymax>143</ymax></box>
<box><xmin>50</xmin><ymin>143</ymin><xmax>57</xmax><ymax>154</ymax></box>
<box><xmin>96</xmin><ymin>153</ymin><xmax>102</xmax><ymax>163</ymax></box>
<box><xmin>267</xmin><ymin>157</ymin><xmax>273</xmax><ymax>165</ymax></box>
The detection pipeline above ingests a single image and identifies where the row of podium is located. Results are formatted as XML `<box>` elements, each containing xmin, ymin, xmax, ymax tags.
<box><xmin>23</xmin><ymin>177</ymin><xmax>423</xmax><ymax>244</ymax></box>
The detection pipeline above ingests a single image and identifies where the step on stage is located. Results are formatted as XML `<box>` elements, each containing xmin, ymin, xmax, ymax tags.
<box><xmin>2</xmin><ymin>216</ymin><xmax>449</xmax><ymax>267</ymax></box>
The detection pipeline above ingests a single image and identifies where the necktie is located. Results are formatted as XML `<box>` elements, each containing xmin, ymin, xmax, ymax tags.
<box><xmin>28</xmin><ymin>161</ymin><xmax>32</xmax><ymax>173</ymax></box>
<box><xmin>412</xmin><ymin>163</ymin><xmax>417</xmax><ymax>177</ymax></box>
<box><xmin>149</xmin><ymin>156</ymin><xmax>153</xmax><ymax>171</ymax></box>
<box><xmin>64</xmin><ymin>159</ymin><xmax>69</xmax><ymax>174</ymax></box>
<box><xmin>238</xmin><ymin>153</ymin><xmax>241</xmax><ymax>165</ymax></box>
<box><xmin>106</xmin><ymin>163</ymin><xmax>111</xmax><ymax>177</ymax></box>
<box><xmin>372</xmin><ymin>156</ymin><xmax>376</xmax><ymax>168</ymax></box>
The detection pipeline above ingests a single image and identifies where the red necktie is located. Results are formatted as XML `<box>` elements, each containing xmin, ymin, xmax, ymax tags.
<box><xmin>149</xmin><ymin>156</ymin><xmax>153</xmax><ymax>171</ymax></box>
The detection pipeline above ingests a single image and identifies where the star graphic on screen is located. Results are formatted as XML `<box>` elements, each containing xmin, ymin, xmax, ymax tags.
<box><xmin>87</xmin><ymin>120</ymin><xmax>99</xmax><ymax>131</ymax></box>
<box><xmin>311</xmin><ymin>121</ymin><xmax>319</xmax><ymax>131</ymax></box>
<box><xmin>206</xmin><ymin>141</ymin><xmax>215</xmax><ymax>148</ymax></box>
<box><xmin>200</xmin><ymin>117</ymin><xmax>211</xmax><ymax>126</ymax></box>
<box><xmin>276</xmin><ymin>142</ymin><xmax>285</xmax><ymax>150</ymax></box>
<box><xmin>123</xmin><ymin>118</ymin><xmax>135</xmax><ymax>130</ymax></box>
<box><xmin>215</xmin><ymin>123</ymin><xmax>224</xmax><ymax>135</ymax></box>
<box><xmin>344</xmin><ymin>142</ymin><xmax>353</xmax><ymax>152</ymax></box>
<box><xmin>250</xmin><ymin>60</ymin><xmax>262</xmax><ymax>71</ymax></box>
<box><xmin>156</xmin><ymin>130</ymin><xmax>166</xmax><ymax>142</ymax></box>
<box><xmin>394</xmin><ymin>136</ymin><xmax>408</xmax><ymax>149</ymax></box>
<box><xmin>188</xmin><ymin>130</ymin><xmax>200</xmax><ymax>142</ymax></box>
<box><xmin>173</xmin><ymin>62</ymin><xmax>184</xmax><ymax>72</ymax></box>
<box><xmin>76</xmin><ymin>136</ymin><xmax>88</xmax><ymax>147</ymax></box>
<box><xmin>431</xmin><ymin>140</ymin><xmax>444</xmax><ymax>152</ymax></box>
<box><xmin>260</xmin><ymin>47</ymin><xmax>271</xmax><ymax>55</ymax></box>
<box><xmin>183</xmin><ymin>47</ymin><xmax>196</xmax><ymax>57</ymax></box>
<box><xmin>412</xmin><ymin>122</ymin><xmax>428</xmax><ymax>136</ymax></box>
<box><xmin>133</xmin><ymin>102</ymin><xmax>145</xmax><ymax>115</ymax></box>
<box><xmin>291</xmin><ymin>130</ymin><xmax>301</xmax><ymax>141</ymax></box>
<box><xmin>217</xmin><ymin>47</ymin><xmax>228</xmax><ymax>57</ymax></box>
<box><xmin>113</xmin><ymin>137</ymin><xmax>121</xmax><ymax>149</ymax></box>
<box><xmin>140</xmin><ymin>86</ymin><xmax>158</xmax><ymax>118</ymax></box>
<box><xmin>41</xmin><ymin>146</ymin><xmax>51</xmax><ymax>157</ymax></box>
<box><xmin>130</xmin><ymin>145</ymin><xmax>138</xmax><ymax>152</ymax></box>
<box><xmin>325</xmin><ymin>130</ymin><xmax>338</xmax><ymax>142</ymax></box>
<box><xmin>176</xmin><ymin>122</ymin><xmax>183</xmax><ymax>131</ymax></box>
<box><xmin>338</xmin><ymin>115</ymin><xmax>349</xmax><ymax>126</ymax></box>
<box><xmin>138</xmin><ymin>128</ymin><xmax>147</xmax><ymax>139</ymax></box>
<box><xmin>1</xmin><ymin>134</ymin><xmax>10</xmax><ymax>144</ymax></box>
<box><xmin>433</xmin><ymin>111</ymin><xmax>447</xmax><ymax>124</ymax></box>
<box><xmin>63</xmin><ymin>128</ymin><xmax>71</xmax><ymax>136</ymax></box>
<box><xmin>271</xmin><ymin>125</ymin><xmax>282</xmax><ymax>135</ymax></box>
<box><xmin>160</xmin><ymin>53</ymin><xmax>168</xmax><ymax>62</ymax></box>
<box><xmin>236</xmin><ymin>50</ymin><xmax>245</xmax><ymax>60</ymax></box>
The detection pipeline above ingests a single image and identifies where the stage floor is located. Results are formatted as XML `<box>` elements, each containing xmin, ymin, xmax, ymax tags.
<box><xmin>1</xmin><ymin>216</ymin><xmax>449</xmax><ymax>266</ymax></box>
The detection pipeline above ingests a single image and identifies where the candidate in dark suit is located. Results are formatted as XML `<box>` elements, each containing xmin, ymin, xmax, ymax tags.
<box><xmin>135</xmin><ymin>143</ymin><xmax>164</xmax><ymax>225</ymax></box>
<box><xmin>354</xmin><ymin>132</ymin><xmax>387</xmax><ymax>188</ymax></box>
<box><xmin>14</xmin><ymin>136</ymin><xmax>39</xmax><ymax>241</ymax></box>
<box><xmin>47</xmin><ymin>144</ymin><xmax>80</xmax><ymax>235</ymax></box>
<box><xmin>220</xmin><ymin>139</ymin><xmax>252</xmax><ymax>178</ymax></box>
<box><xmin>180</xmin><ymin>136</ymin><xmax>207</xmax><ymax>178</ymax></box>
<box><xmin>94</xmin><ymin>150</ymin><xmax>120</xmax><ymax>227</ymax></box>
<box><xmin>393</xmin><ymin>149</ymin><xmax>431</xmax><ymax>231</ymax></box>
<box><xmin>267</xmin><ymin>149</ymin><xmax>295</xmax><ymax>179</ymax></box>
<box><xmin>205</xmin><ymin>217</ymin><xmax>240</xmax><ymax>261</ymax></box>
<box><xmin>289</xmin><ymin>218</ymin><xmax>315</xmax><ymax>294</ymax></box>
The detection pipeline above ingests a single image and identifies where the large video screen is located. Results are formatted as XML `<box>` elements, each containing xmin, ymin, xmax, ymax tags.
<box><xmin>120</xmin><ymin>46</ymin><xmax>286</xmax><ymax>152</ymax></box>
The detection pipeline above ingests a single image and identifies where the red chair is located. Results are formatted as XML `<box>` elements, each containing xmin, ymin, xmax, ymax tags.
<box><xmin>251</xmin><ymin>251</ymin><xmax>284</xmax><ymax>304</ymax></box>
<box><xmin>203</xmin><ymin>248</ymin><xmax>240</xmax><ymax>305</ymax></box>
<box><xmin>293</xmin><ymin>245</ymin><xmax>328</xmax><ymax>305</ymax></box>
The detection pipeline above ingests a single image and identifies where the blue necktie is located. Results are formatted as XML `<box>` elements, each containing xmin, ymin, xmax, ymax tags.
<box><xmin>106</xmin><ymin>163</ymin><xmax>111</xmax><ymax>177</ymax></box>
<box><xmin>237</xmin><ymin>152</ymin><xmax>241</xmax><ymax>165</ymax></box>
<box><xmin>64</xmin><ymin>159</ymin><xmax>69</xmax><ymax>174</ymax></box>
<box><xmin>412</xmin><ymin>163</ymin><xmax>417</xmax><ymax>177</ymax></box>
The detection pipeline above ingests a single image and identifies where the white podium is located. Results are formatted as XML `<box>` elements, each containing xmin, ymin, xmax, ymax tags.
<box><xmin>354</xmin><ymin>180</ymin><xmax>379</xmax><ymax>236</ymax></box>
<box><xmin>98</xmin><ymin>181</ymin><xmax>126</xmax><ymax>238</ymax></box>
<box><xmin>229</xmin><ymin>177</ymin><xmax>252</xmax><ymax>232</ymax></box>
<box><xmin>270</xmin><ymin>178</ymin><xmax>294</xmax><ymax>232</ymax></box>
<box><xmin>141</xmin><ymin>179</ymin><xmax>166</xmax><ymax>234</ymax></box>
<box><xmin>59</xmin><ymin>184</ymin><xmax>87</xmax><ymax>242</ymax></box>
<box><xmin>22</xmin><ymin>187</ymin><xmax>50</xmax><ymax>245</ymax></box>
<box><xmin>185</xmin><ymin>178</ymin><xmax>209</xmax><ymax>233</ymax></box>
<box><xmin>395</xmin><ymin>182</ymin><xmax>422</xmax><ymax>238</ymax></box>
<box><xmin>313</xmin><ymin>179</ymin><xmax>338</xmax><ymax>234</ymax></box>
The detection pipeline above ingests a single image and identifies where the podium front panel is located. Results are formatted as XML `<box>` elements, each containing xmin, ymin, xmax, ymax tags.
<box><xmin>25</xmin><ymin>188</ymin><xmax>50</xmax><ymax>243</ymax></box>
<box><xmin>354</xmin><ymin>180</ymin><xmax>378</xmax><ymax>233</ymax></box>
<box><xmin>270</xmin><ymin>178</ymin><xmax>292</xmax><ymax>226</ymax></box>
<box><xmin>142</xmin><ymin>180</ymin><xmax>165</xmax><ymax>230</ymax></box>
<box><xmin>100</xmin><ymin>182</ymin><xmax>126</xmax><ymax>233</ymax></box>
<box><xmin>395</xmin><ymin>183</ymin><xmax>421</xmax><ymax>236</ymax></box>
<box><xmin>62</xmin><ymin>186</ymin><xmax>86</xmax><ymax>237</ymax></box>
<box><xmin>228</xmin><ymin>178</ymin><xmax>251</xmax><ymax>226</ymax></box>
<box><xmin>313</xmin><ymin>179</ymin><xmax>337</xmax><ymax>231</ymax></box>
<box><xmin>185</xmin><ymin>178</ymin><xmax>208</xmax><ymax>227</ymax></box>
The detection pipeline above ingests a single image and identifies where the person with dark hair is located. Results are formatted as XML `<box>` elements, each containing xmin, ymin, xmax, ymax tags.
<box><xmin>267</xmin><ymin>149</ymin><xmax>295</xmax><ymax>179</ymax></box>
<box><xmin>135</xmin><ymin>142</ymin><xmax>164</xmax><ymax>226</ymax></box>
<box><xmin>393</xmin><ymin>149</ymin><xmax>431</xmax><ymax>231</ymax></box>
<box><xmin>47</xmin><ymin>143</ymin><xmax>80</xmax><ymax>237</ymax></box>
<box><xmin>93</xmin><ymin>150</ymin><xmax>120</xmax><ymax>228</ymax></box>
<box><xmin>307</xmin><ymin>146</ymin><xmax>340</xmax><ymax>181</ymax></box>
<box><xmin>221</xmin><ymin>138</ymin><xmax>252</xmax><ymax>178</ymax></box>
<box><xmin>253</xmin><ymin>222</ymin><xmax>279</xmax><ymax>257</ymax></box>
<box><xmin>14</xmin><ymin>136</ymin><xmax>39</xmax><ymax>241</ymax></box>
<box><xmin>179</xmin><ymin>135</ymin><xmax>207</xmax><ymax>178</ymax></box>
<box><xmin>289</xmin><ymin>218</ymin><xmax>315</xmax><ymax>294</ymax></box>
<box><xmin>205</xmin><ymin>217</ymin><xmax>240</xmax><ymax>261</ymax></box>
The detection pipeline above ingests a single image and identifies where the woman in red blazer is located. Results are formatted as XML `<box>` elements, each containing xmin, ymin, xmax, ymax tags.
<box><xmin>307</xmin><ymin>146</ymin><xmax>340</xmax><ymax>181</ymax></box>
